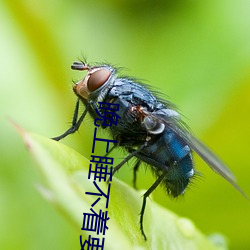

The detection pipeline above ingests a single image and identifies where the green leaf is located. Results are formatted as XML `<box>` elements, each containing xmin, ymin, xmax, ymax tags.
<box><xmin>18</xmin><ymin>126</ymin><xmax>227</xmax><ymax>250</ymax></box>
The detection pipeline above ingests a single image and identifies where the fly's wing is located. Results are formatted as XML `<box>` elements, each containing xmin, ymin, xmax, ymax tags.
<box><xmin>151</xmin><ymin>110</ymin><xmax>247</xmax><ymax>198</ymax></box>
<box><xmin>183</xmin><ymin>132</ymin><xmax>248</xmax><ymax>197</ymax></box>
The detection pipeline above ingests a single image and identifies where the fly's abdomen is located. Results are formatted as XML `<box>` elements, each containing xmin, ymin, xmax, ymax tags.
<box><xmin>138</xmin><ymin>128</ymin><xmax>194</xmax><ymax>197</ymax></box>
<box><xmin>164</xmin><ymin>153</ymin><xmax>193</xmax><ymax>197</ymax></box>
<box><xmin>163</xmin><ymin>129</ymin><xmax>194</xmax><ymax>196</ymax></box>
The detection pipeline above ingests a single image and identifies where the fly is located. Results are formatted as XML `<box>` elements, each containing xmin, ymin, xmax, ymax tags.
<box><xmin>52</xmin><ymin>60</ymin><xmax>246</xmax><ymax>240</ymax></box>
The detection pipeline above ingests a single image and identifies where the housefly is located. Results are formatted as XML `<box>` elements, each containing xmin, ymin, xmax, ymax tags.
<box><xmin>52</xmin><ymin>60</ymin><xmax>246</xmax><ymax>240</ymax></box>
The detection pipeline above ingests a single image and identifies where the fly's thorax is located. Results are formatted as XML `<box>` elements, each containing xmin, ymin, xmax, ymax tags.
<box><xmin>73</xmin><ymin>64</ymin><xmax>117</xmax><ymax>102</ymax></box>
<box><xmin>141</xmin><ymin>116</ymin><xmax>165</xmax><ymax>134</ymax></box>
<box><xmin>140</xmin><ymin>108</ymin><xmax>181</xmax><ymax>135</ymax></box>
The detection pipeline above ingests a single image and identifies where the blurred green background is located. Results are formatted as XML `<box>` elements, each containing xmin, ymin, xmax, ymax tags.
<box><xmin>1</xmin><ymin>0</ymin><xmax>250</xmax><ymax>249</ymax></box>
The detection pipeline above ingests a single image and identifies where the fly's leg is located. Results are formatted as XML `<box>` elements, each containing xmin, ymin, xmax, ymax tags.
<box><xmin>52</xmin><ymin>99</ymin><xmax>89</xmax><ymax>141</ymax></box>
<box><xmin>140</xmin><ymin>172</ymin><xmax>167</xmax><ymax>240</ymax></box>
<box><xmin>107</xmin><ymin>143</ymin><xmax>147</xmax><ymax>183</ymax></box>
<box><xmin>112</xmin><ymin>143</ymin><xmax>146</xmax><ymax>176</ymax></box>
<box><xmin>104</xmin><ymin>144</ymin><xmax>116</xmax><ymax>157</ymax></box>
<box><xmin>103</xmin><ymin>145</ymin><xmax>117</xmax><ymax>180</ymax></box>
<box><xmin>133</xmin><ymin>160</ymin><xmax>141</xmax><ymax>189</ymax></box>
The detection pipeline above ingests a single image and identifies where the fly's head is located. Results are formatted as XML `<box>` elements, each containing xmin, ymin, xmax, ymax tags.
<box><xmin>72</xmin><ymin>61</ymin><xmax>116</xmax><ymax>101</ymax></box>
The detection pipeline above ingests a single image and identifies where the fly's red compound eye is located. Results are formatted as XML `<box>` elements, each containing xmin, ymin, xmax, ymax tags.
<box><xmin>87</xmin><ymin>68</ymin><xmax>111</xmax><ymax>92</ymax></box>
